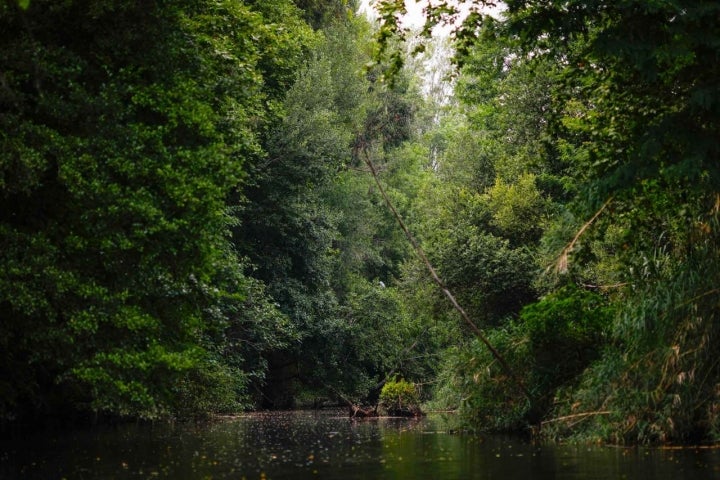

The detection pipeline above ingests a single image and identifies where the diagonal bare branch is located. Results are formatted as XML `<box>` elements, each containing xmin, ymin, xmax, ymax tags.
<box><xmin>359</xmin><ymin>142</ymin><xmax>536</xmax><ymax>407</ymax></box>
<box><xmin>551</xmin><ymin>197</ymin><xmax>613</xmax><ymax>274</ymax></box>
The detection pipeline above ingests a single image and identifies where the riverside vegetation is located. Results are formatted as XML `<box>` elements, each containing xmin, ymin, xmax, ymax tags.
<box><xmin>1</xmin><ymin>0</ymin><xmax>719</xmax><ymax>446</ymax></box>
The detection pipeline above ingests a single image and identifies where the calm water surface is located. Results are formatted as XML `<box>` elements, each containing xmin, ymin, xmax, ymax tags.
<box><xmin>2</xmin><ymin>410</ymin><xmax>720</xmax><ymax>479</ymax></box>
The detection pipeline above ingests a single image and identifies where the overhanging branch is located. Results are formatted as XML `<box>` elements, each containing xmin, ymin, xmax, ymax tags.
<box><xmin>359</xmin><ymin>144</ymin><xmax>536</xmax><ymax>407</ymax></box>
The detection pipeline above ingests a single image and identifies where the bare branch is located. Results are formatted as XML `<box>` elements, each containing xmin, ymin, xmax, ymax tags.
<box><xmin>541</xmin><ymin>410</ymin><xmax>612</xmax><ymax>426</ymax></box>
<box><xmin>359</xmin><ymin>142</ymin><xmax>536</xmax><ymax>407</ymax></box>
<box><xmin>551</xmin><ymin>197</ymin><xmax>613</xmax><ymax>274</ymax></box>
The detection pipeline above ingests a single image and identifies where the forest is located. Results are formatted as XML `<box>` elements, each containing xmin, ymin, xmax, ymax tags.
<box><xmin>0</xmin><ymin>0</ymin><xmax>719</xmax><ymax>445</ymax></box>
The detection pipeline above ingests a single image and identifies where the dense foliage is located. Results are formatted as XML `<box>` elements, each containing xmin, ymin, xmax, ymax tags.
<box><xmin>0</xmin><ymin>0</ymin><xmax>436</xmax><ymax>421</ymax></box>
<box><xmin>3</xmin><ymin>0</ymin><xmax>719</xmax><ymax>446</ymax></box>
<box><xmin>0</xmin><ymin>0</ymin><xmax>317</xmax><ymax>421</ymax></box>
<box><xmin>379</xmin><ymin>376</ymin><xmax>421</xmax><ymax>416</ymax></box>
<box><xmin>373</xmin><ymin>0</ymin><xmax>720</xmax><ymax>444</ymax></box>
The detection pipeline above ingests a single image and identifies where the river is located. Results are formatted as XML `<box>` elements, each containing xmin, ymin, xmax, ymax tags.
<box><xmin>2</xmin><ymin>410</ymin><xmax>719</xmax><ymax>479</ymax></box>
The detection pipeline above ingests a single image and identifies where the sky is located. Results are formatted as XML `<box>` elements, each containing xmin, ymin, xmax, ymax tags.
<box><xmin>358</xmin><ymin>0</ymin><xmax>505</xmax><ymax>34</ymax></box>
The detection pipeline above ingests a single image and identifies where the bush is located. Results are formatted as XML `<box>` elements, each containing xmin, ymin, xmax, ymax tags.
<box><xmin>439</xmin><ymin>324</ymin><xmax>533</xmax><ymax>432</ymax></box>
<box><xmin>379</xmin><ymin>377</ymin><xmax>422</xmax><ymax>416</ymax></box>
<box><xmin>521</xmin><ymin>283</ymin><xmax>613</xmax><ymax>402</ymax></box>
<box><xmin>546</xmin><ymin>249</ymin><xmax>720</xmax><ymax>444</ymax></box>
<box><xmin>429</xmin><ymin>283</ymin><xmax>613</xmax><ymax>432</ymax></box>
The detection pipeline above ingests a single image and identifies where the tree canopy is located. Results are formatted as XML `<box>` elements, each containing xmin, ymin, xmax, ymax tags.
<box><xmin>2</xmin><ymin>0</ymin><xmax>720</xmax><ymax>445</ymax></box>
<box><xmin>0</xmin><ymin>0</ymin><xmax>316</xmax><ymax>420</ymax></box>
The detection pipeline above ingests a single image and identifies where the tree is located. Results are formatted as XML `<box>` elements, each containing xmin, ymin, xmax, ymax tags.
<box><xmin>231</xmin><ymin>15</ymin><xmax>385</xmax><ymax>407</ymax></box>
<box><xmin>371</xmin><ymin>0</ymin><xmax>720</xmax><ymax>442</ymax></box>
<box><xmin>0</xmin><ymin>0</ymin><xmax>315</xmax><ymax>421</ymax></box>
<box><xmin>498</xmin><ymin>0</ymin><xmax>720</xmax><ymax>443</ymax></box>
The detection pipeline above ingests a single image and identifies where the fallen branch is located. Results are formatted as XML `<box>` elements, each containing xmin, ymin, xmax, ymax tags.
<box><xmin>551</xmin><ymin>197</ymin><xmax>613</xmax><ymax>274</ymax></box>
<box><xmin>322</xmin><ymin>381</ymin><xmax>378</xmax><ymax>418</ymax></box>
<box><xmin>349</xmin><ymin>404</ymin><xmax>378</xmax><ymax>418</ymax></box>
<box><xmin>658</xmin><ymin>444</ymin><xmax>720</xmax><ymax>450</ymax></box>
<box><xmin>541</xmin><ymin>410</ymin><xmax>612</xmax><ymax>426</ymax></box>
<box><xmin>359</xmin><ymin>145</ymin><xmax>536</xmax><ymax>409</ymax></box>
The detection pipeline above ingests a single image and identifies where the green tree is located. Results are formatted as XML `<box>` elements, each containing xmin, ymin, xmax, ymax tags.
<box><xmin>232</xmin><ymin>16</ymin><xmax>389</xmax><ymax>407</ymax></box>
<box><xmin>0</xmin><ymin>0</ymin><xmax>314</xmax><ymax>421</ymax></box>
<box><xmin>295</xmin><ymin>0</ymin><xmax>357</xmax><ymax>29</ymax></box>
<box><xmin>498</xmin><ymin>0</ymin><xmax>720</xmax><ymax>443</ymax></box>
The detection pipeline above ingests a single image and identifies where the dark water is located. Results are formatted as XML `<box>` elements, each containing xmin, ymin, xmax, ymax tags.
<box><xmin>2</xmin><ymin>410</ymin><xmax>720</xmax><ymax>479</ymax></box>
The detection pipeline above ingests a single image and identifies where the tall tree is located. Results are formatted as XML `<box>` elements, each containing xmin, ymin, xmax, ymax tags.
<box><xmin>233</xmin><ymin>15</ymin><xmax>372</xmax><ymax>407</ymax></box>
<box><xmin>0</xmin><ymin>0</ymin><xmax>315</xmax><ymax>421</ymax></box>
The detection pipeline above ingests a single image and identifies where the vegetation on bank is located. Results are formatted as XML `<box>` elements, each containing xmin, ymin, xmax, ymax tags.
<box><xmin>1</xmin><ymin>0</ymin><xmax>719</xmax><ymax>446</ymax></box>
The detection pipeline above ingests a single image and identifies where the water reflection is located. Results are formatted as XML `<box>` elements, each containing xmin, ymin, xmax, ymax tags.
<box><xmin>2</xmin><ymin>410</ymin><xmax>720</xmax><ymax>479</ymax></box>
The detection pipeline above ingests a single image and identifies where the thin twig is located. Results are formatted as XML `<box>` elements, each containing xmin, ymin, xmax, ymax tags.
<box><xmin>677</xmin><ymin>288</ymin><xmax>720</xmax><ymax>309</ymax></box>
<box><xmin>374</xmin><ymin>325</ymin><xmax>431</xmax><ymax>391</ymax></box>
<box><xmin>581</xmin><ymin>282</ymin><xmax>629</xmax><ymax>291</ymax></box>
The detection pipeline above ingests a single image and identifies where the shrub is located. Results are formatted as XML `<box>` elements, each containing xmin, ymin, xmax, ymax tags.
<box><xmin>379</xmin><ymin>377</ymin><xmax>421</xmax><ymax>416</ymax></box>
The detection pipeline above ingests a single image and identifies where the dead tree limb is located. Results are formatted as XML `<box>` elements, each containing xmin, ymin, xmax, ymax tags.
<box><xmin>551</xmin><ymin>197</ymin><xmax>613</xmax><ymax>274</ymax></box>
<box><xmin>360</xmin><ymin>145</ymin><xmax>536</xmax><ymax>408</ymax></box>
<box><xmin>322</xmin><ymin>382</ymin><xmax>377</xmax><ymax>418</ymax></box>
<box><xmin>541</xmin><ymin>410</ymin><xmax>612</xmax><ymax>427</ymax></box>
